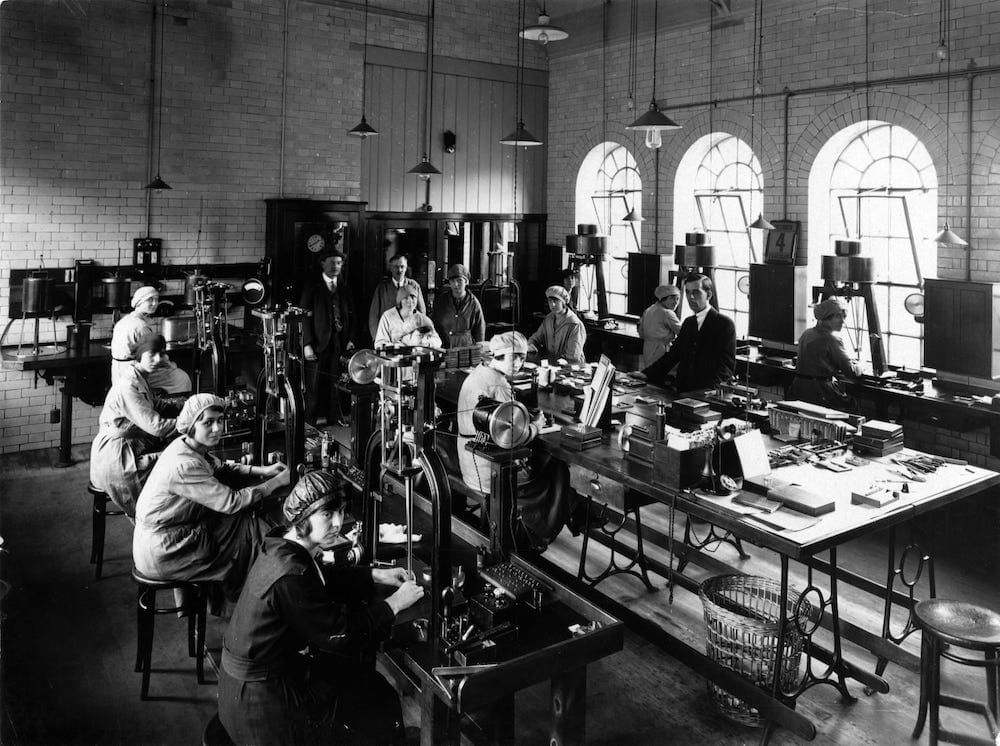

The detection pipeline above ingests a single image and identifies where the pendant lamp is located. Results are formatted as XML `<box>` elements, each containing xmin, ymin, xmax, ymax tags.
<box><xmin>626</xmin><ymin>0</ymin><xmax>680</xmax><ymax>150</ymax></box>
<box><xmin>501</xmin><ymin>0</ymin><xmax>543</xmax><ymax>147</ymax></box>
<box><xmin>348</xmin><ymin>0</ymin><xmax>378</xmax><ymax>138</ymax></box>
<box><xmin>933</xmin><ymin>0</ymin><xmax>967</xmax><ymax>247</ymax></box>
<box><xmin>408</xmin><ymin>0</ymin><xmax>440</xmax><ymax>181</ymax></box>
<box><xmin>746</xmin><ymin>0</ymin><xmax>773</xmax><ymax>231</ymax></box>
<box><xmin>145</xmin><ymin>0</ymin><xmax>171</xmax><ymax>190</ymax></box>
<box><xmin>519</xmin><ymin>6</ymin><xmax>568</xmax><ymax>45</ymax></box>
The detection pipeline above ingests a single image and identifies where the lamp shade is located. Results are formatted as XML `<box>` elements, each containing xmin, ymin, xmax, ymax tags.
<box><xmin>934</xmin><ymin>223</ymin><xmax>967</xmax><ymax>246</ymax></box>
<box><xmin>622</xmin><ymin>207</ymin><xmax>644</xmax><ymax>222</ymax></box>
<box><xmin>408</xmin><ymin>153</ymin><xmax>441</xmax><ymax>180</ymax></box>
<box><xmin>145</xmin><ymin>175</ymin><xmax>171</xmax><ymax>190</ymax></box>
<box><xmin>348</xmin><ymin>115</ymin><xmax>378</xmax><ymax>138</ymax></box>
<box><xmin>519</xmin><ymin>12</ymin><xmax>568</xmax><ymax>45</ymax></box>
<box><xmin>499</xmin><ymin>121</ymin><xmax>543</xmax><ymax>147</ymax></box>
<box><xmin>748</xmin><ymin>213</ymin><xmax>775</xmax><ymax>231</ymax></box>
<box><xmin>626</xmin><ymin>99</ymin><xmax>681</xmax><ymax>132</ymax></box>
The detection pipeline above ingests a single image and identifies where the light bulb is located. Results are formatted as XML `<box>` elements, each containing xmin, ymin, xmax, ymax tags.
<box><xmin>538</xmin><ymin>31</ymin><xmax>549</xmax><ymax>45</ymax></box>
<box><xmin>644</xmin><ymin>129</ymin><xmax>662</xmax><ymax>149</ymax></box>
<box><xmin>936</xmin><ymin>42</ymin><xmax>948</xmax><ymax>60</ymax></box>
<box><xmin>418</xmin><ymin>173</ymin><xmax>432</xmax><ymax>182</ymax></box>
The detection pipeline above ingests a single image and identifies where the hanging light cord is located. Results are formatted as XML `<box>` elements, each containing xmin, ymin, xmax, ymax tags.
<box><xmin>512</xmin><ymin>0</ymin><xmax>525</xmax><ymax>214</ymax></box>
<box><xmin>941</xmin><ymin>0</ymin><xmax>952</xmax><ymax>189</ymax></box>
<box><xmin>360</xmin><ymin>0</ymin><xmax>370</xmax><ymax>116</ymax></box>
<box><xmin>651</xmin><ymin>0</ymin><xmax>659</xmax><ymax>101</ymax></box>
<box><xmin>423</xmin><ymin>0</ymin><xmax>434</xmax><ymax>157</ymax></box>
<box><xmin>154</xmin><ymin>0</ymin><xmax>166</xmax><ymax>179</ymax></box>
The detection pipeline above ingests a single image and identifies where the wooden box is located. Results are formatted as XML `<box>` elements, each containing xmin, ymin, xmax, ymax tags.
<box><xmin>651</xmin><ymin>442</ymin><xmax>707</xmax><ymax>489</ymax></box>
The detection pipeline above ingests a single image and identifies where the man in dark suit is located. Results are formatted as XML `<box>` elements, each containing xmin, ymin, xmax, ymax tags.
<box><xmin>640</xmin><ymin>273</ymin><xmax>735</xmax><ymax>392</ymax></box>
<box><xmin>300</xmin><ymin>247</ymin><xmax>354</xmax><ymax>427</ymax></box>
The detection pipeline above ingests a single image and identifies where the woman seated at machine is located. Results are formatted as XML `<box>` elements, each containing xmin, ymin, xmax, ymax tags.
<box><xmin>373</xmin><ymin>285</ymin><xmax>442</xmax><ymax>350</ymax></box>
<box><xmin>133</xmin><ymin>394</ymin><xmax>289</xmax><ymax>608</ymax></box>
<box><xmin>111</xmin><ymin>286</ymin><xmax>191</xmax><ymax>394</ymax></box>
<box><xmin>218</xmin><ymin>470</ymin><xmax>423</xmax><ymax>746</ymax></box>
<box><xmin>90</xmin><ymin>332</ymin><xmax>180</xmax><ymax>518</ymax></box>
<box><xmin>788</xmin><ymin>297</ymin><xmax>861</xmax><ymax>410</ymax></box>
<box><xmin>527</xmin><ymin>285</ymin><xmax>587</xmax><ymax>365</ymax></box>
<box><xmin>456</xmin><ymin>331</ymin><xmax>578</xmax><ymax>551</ymax></box>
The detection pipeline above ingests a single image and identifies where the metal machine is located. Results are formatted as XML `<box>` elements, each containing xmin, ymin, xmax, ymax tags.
<box><xmin>251</xmin><ymin>306</ymin><xmax>309</xmax><ymax>485</ymax></box>
<box><xmin>566</xmin><ymin>225</ymin><xmax>609</xmax><ymax>319</ymax></box>
<box><xmin>816</xmin><ymin>240</ymin><xmax>887</xmax><ymax>376</ymax></box>
<box><xmin>352</xmin><ymin>344</ymin><xmax>454</xmax><ymax>644</ymax></box>
<box><xmin>192</xmin><ymin>281</ymin><xmax>231</xmax><ymax>394</ymax></box>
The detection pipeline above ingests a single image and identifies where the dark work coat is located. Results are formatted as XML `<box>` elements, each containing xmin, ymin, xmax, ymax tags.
<box><xmin>642</xmin><ymin>307</ymin><xmax>736</xmax><ymax>392</ymax></box>
<box><xmin>299</xmin><ymin>275</ymin><xmax>354</xmax><ymax>354</ymax></box>
<box><xmin>218</xmin><ymin>537</ymin><xmax>396</xmax><ymax>746</ymax></box>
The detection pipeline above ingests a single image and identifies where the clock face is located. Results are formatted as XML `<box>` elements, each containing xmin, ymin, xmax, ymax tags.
<box><xmin>307</xmin><ymin>234</ymin><xmax>326</xmax><ymax>253</ymax></box>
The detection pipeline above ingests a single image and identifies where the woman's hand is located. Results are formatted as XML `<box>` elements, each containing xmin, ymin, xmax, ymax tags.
<box><xmin>386</xmin><ymin>580</ymin><xmax>425</xmax><ymax>616</ymax></box>
<box><xmin>259</xmin><ymin>462</ymin><xmax>286</xmax><ymax>479</ymax></box>
<box><xmin>372</xmin><ymin>566</ymin><xmax>411</xmax><ymax>587</ymax></box>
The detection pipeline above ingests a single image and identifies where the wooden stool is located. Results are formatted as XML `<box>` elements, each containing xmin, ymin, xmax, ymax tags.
<box><xmin>89</xmin><ymin>483</ymin><xmax>126</xmax><ymax>581</ymax></box>
<box><xmin>131</xmin><ymin>568</ymin><xmax>208</xmax><ymax>700</ymax></box>
<box><xmin>202</xmin><ymin>713</ymin><xmax>235</xmax><ymax>746</ymax></box>
<box><xmin>912</xmin><ymin>599</ymin><xmax>1000</xmax><ymax>745</ymax></box>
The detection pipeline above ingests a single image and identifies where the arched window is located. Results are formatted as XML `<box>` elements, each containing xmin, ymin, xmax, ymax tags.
<box><xmin>674</xmin><ymin>133</ymin><xmax>762</xmax><ymax>336</ymax></box>
<box><xmin>575</xmin><ymin>142</ymin><xmax>641</xmax><ymax>316</ymax></box>
<box><xmin>809</xmin><ymin>122</ymin><xmax>937</xmax><ymax>369</ymax></box>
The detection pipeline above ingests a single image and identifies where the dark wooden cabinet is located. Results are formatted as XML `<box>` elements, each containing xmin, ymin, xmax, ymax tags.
<box><xmin>748</xmin><ymin>264</ymin><xmax>809</xmax><ymax>344</ymax></box>
<box><xmin>264</xmin><ymin>199</ymin><xmax>366</xmax><ymax>310</ymax></box>
<box><xmin>626</xmin><ymin>254</ymin><xmax>666</xmax><ymax>316</ymax></box>
<box><xmin>924</xmin><ymin>278</ymin><xmax>1000</xmax><ymax>380</ymax></box>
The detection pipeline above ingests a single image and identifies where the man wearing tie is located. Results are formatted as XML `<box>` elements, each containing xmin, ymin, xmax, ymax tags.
<box><xmin>640</xmin><ymin>273</ymin><xmax>735</xmax><ymax>393</ymax></box>
<box><xmin>367</xmin><ymin>254</ymin><xmax>425</xmax><ymax>343</ymax></box>
<box><xmin>300</xmin><ymin>247</ymin><xmax>354</xmax><ymax>427</ymax></box>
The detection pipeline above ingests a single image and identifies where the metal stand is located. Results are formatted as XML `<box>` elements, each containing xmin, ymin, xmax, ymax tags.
<box><xmin>251</xmin><ymin>306</ymin><xmax>308</xmax><ymax>485</ymax></box>
<box><xmin>357</xmin><ymin>345</ymin><xmax>453</xmax><ymax>643</ymax></box>
<box><xmin>0</xmin><ymin>313</ymin><xmax>65</xmax><ymax>360</ymax></box>
<box><xmin>192</xmin><ymin>282</ymin><xmax>229</xmax><ymax>394</ymax></box>
<box><xmin>814</xmin><ymin>279</ymin><xmax>886</xmax><ymax>376</ymax></box>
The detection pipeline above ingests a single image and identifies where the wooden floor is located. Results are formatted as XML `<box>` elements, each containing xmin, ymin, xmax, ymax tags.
<box><xmin>2</xmin><ymin>442</ymin><xmax>999</xmax><ymax>745</ymax></box>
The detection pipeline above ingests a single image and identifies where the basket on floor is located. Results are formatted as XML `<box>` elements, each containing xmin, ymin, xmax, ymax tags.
<box><xmin>699</xmin><ymin>574</ymin><xmax>810</xmax><ymax>727</ymax></box>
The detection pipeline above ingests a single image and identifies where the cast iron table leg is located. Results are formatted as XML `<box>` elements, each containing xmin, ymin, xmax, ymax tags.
<box><xmin>551</xmin><ymin>666</ymin><xmax>586</xmax><ymax>746</ymax></box>
<box><xmin>55</xmin><ymin>374</ymin><xmax>74</xmax><ymax>468</ymax></box>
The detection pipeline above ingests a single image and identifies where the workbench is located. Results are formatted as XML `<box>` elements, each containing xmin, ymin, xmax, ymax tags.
<box><xmin>534</xmin><ymin>385</ymin><xmax>1000</xmax><ymax>743</ymax></box>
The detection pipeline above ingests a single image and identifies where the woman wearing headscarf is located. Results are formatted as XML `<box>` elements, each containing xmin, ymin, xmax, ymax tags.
<box><xmin>90</xmin><ymin>333</ymin><xmax>180</xmax><ymax>518</ymax></box>
<box><xmin>218</xmin><ymin>470</ymin><xmax>423</xmax><ymax>746</ymax></box>
<box><xmin>527</xmin><ymin>285</ymin><xmax>587</xmax><ymax>365</ymax></box>
<box><xmin>455</xmin><ymin>332</ymin><xmax>577</xmax><ymax>551</ymax></box>
<box><xmin>638</xmin><ymin>284</ymin><xmax>682</xmax><ymax>369</ymax></box>
<box><xmin>133</xmin><ymin>394</ymin><xmax>289</xmax><ymax>604</ymax></box>
<box><xmin>111</xmin><ymin>285</ymin><xmax>191</xmax><ymax>394</ymax></box>
<box><xmin>373</xmin><ymin>284</ymin><xmax>442</xmax><ymax>349</ymax></box>
<box><xmin>788</xmin><ymin>297</ymin><xmax>862</xmax><ymax>409</ymax></box>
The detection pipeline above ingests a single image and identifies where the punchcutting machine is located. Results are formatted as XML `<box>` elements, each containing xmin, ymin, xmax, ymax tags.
<box><xmin>251</xmin><ymin>305</ymin><xmax>309</xmax><ymax>487</ymax></box>
<box><xmin>347</xmin><ymin>346</ymin><xmax>623</xmax><ymax>742</ymax></box>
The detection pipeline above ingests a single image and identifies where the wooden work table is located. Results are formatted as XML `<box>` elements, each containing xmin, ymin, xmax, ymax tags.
<box><xmin>530</xmin><ymin>381</ymin><xmax>1000</xmax><ymax>743</ymax></box>
<box><xmin>2</xmin><ymin>341</ymin><xmax>113</xmax><ymax>466</ymax></box>
<box><xmin>739</xmin><ymin>346</ymin><xmax>1000</xmax><ymax>456</ymax></box>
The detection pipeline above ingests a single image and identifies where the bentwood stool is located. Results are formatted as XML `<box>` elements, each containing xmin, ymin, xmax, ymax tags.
<box><xmin>88</xmin><ymin>483</ymin><xmax>126</xmax><ymax>581</ymax></box>
<box><xmin>131</xmin><ymin>568</ymin><xmax>208</xmax><ymax>700</ymax></box>
<box><xmin>912</xmin><ymin>599</ymin><xmax>1000</xmax><ymax>745</ymax></box>
<box><xmin>202</xmin><ymin>713</ymin><xmax>235</xmax><ymax>746</ymax></box>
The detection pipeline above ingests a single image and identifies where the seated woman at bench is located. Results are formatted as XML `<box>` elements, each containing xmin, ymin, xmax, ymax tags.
<box><xmin>133</xmin><ymin>394</ymin><xmax>289</xmax><ymax>609</ymax></box>
<box><xmin>527</xmin><ymin>285</ymin><xmax>587</xmax><ymax>365</ymax></box>
<box><xmin>90</xmin><ymin>332</ymin><xmax>180</xmax><ymax>518</ymax></box>
<box><xmin>373</xmin><ymin>284</ymin><xmax>442</xmax><ymax>350</ymax></box>
<box><xmin>218</xmin><ymin>470</ymin><xmax>423</xmax><ymax>746</ymax></box>
<box><xmin>456</xmin><ymin>331</ymin><xmax>584</xmax><ymax>551</ymax></box>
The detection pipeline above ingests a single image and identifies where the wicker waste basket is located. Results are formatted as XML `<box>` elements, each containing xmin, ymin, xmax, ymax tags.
<box><xmin>699</xmin><ymin>574</ymin><xmax>810</xmax><ymax>727</ymax></box>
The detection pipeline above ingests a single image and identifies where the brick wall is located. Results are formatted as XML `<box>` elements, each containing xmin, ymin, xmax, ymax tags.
<box><xmin>546</xmin><ymin>0</ymin><xmax>1000</xmax><ymax>469</ymax></box>
<box><xmin>0</xmin><ymin>0</ymin><xmax>533</xmax><ymax>454</ymax></box>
